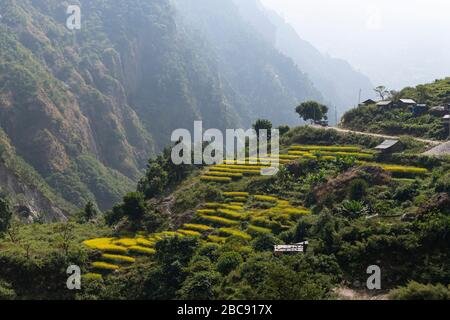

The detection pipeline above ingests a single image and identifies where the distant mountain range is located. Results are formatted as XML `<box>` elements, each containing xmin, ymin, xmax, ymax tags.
<box><xmin>0</xmin><ymin>0</ymin><xmax>372</xmax><ymax>219</ymax></box>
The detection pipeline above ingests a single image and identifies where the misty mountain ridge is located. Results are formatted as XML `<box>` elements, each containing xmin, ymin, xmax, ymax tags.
<box><xmin>0</xmin><ymin>0</ymin><xmax>372</xmax><ymax>220</ymax></box>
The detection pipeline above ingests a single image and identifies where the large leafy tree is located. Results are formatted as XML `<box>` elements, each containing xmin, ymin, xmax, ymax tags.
<box><xmin>295</xmin><ymin>101</ymin><xmax>328</xmax><ymax>124</ymax></box>
<box><xmin>83</xmin><ymin>201</ymin><xmax>98</xmax><ymax>221</ymax></box>
<box><xmin>138</xmin><ymin>146</ymin><xmax>193</xmax><ymax>200</ymax></box>
<box><xmin>252</xmin><ymin>119</ymin><xmax>273</xmax><ymax>138</ymax></box>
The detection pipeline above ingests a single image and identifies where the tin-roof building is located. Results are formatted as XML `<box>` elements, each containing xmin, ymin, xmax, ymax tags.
<box><xmin>413</xmin><ymin>104</ymin><xmax>428</xmax><ymax>116</ymax></box>
<box><xmin>399</xmin><ymin>99</ymin><xmax>417</xmax><ymax>107</ymax></box>
<box><xmin>360</xmin><ymin>99</ymin><xmax>376</xmax><ymax>106</ymax></box>
<box><xmin>430</xmin><ymin>106</ymin><xmax>447</xmax><ymax>117</ymax></box>
<box><xmin>376</xmin><ymin>100</ymin><xmax>393</xmax><ymax>108</ymax></box>
<box><xmin>375</xmin><ymin>139</ymin><xmax>404</xmax><ymax>153</ymax></box>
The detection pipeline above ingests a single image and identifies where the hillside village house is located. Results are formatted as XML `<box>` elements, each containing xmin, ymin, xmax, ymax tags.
<box><xmin>375</xmin><ymin>139</ymin><xmax>404</xmax><ymax>154</ymax></box>
<box><xmin>399</xmin><ymin>99</ymin><xmax>417</xmax><ymax>107</ymax></box>
<box><xmin>430</xmin><ymin>106</ymin><xmax>447</xmax><ymax>117</ymax></box>
<box><xmin>360</xmin><ymin>99</ymin><xmax>376</xmax><ymax>106</ymax></box>
<box><xmin>376</xmin><ymin>100</ymin><xmax>393</xmax><ymax>108</ymax></box>
<box><xmin>413</xmin><ymin>104</ymin><xmax>428</xmax><ymax>116</ymax></box>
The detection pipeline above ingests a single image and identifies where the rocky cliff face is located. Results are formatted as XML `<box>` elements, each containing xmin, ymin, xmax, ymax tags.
<box><xmin>0</xmin><ymin>159</ymin><xmax>67</xmax><ymax>222</ymax></box>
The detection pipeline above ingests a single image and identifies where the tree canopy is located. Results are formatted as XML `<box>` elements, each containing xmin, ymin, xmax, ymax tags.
<box><xmin>295</xmin><ymin>101</ymin><xmax>328</xmax><ymax>123</ymax></box>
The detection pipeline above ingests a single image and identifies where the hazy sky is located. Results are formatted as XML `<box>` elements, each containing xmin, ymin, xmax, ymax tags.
<box><xmin>260</xmin><ymin>0</ymin><xmax>450</xmax><ymax>90</ymax></box>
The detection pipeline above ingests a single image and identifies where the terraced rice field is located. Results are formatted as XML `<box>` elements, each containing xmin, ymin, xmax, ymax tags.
<box><xmin>200</xmin><ymin>145</ymin><xmax>374</xmax><ymax>184</ymax></box>
<box><xmin>200</xmin><ymin>144</ymin><xmax>428</xmax><ymax>184</ymax></box>
<box><xmin>83</xmin><ymin>193</ymin><xmax>311</xmax><ymax>275</ymax></box>
<box><xmin>83</xmin><ymin>144</ymin><xmax>429</xmax><ymax>277</ymax></box>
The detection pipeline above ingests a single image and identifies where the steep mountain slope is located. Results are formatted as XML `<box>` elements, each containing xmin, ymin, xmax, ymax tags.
<box><xmin>173</xmin><ymin>0</ymin><xmax>323</xmax><ymax>126</ymax></box>
<box><xmin>0</xmin><ymin>0</ymin><xmax>323</xmax><ymax>217</ymax></box>
<box><xmin>234</xmin><ymin>0</ymin><xmax>374</xmax><ymax>118</ymax></box>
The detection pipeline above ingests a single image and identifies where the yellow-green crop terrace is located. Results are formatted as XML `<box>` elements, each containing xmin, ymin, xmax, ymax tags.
<box><xmin>199</xmin><ymin>144</ymin><xmax>428</xmax><ymax>184</ymax></box>
<box><xmin>82</xmin><ymin>192</ymin><xmax>311</xmax><ymax>276</ymax></box>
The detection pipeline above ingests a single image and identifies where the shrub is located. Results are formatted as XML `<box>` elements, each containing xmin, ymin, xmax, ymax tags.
<box><xmin>278</xmin><ymin>125</ymin><xmax>290</xmax><ymax>136</ymax></box>
<box><xmin>216</xmin><ymin>252</ymin><xmax>243</xmax><ymax>275</ymax></box>
<box><xmin>348</xmin><ymin>179</ymin><xmax>369</xmax><ymax>201</ymax></box>
<box><xmin>389</xmin><ymin>282</ymin><xmax>450</xmax><ymax>300</ymax></box>
<box><xmin>198</xmin><ymin>243</ymin><xmax>221</xmax><ymax>261</ymax></box>
<box><xmin>435</xmin><ymin>173</ymin><xmax>450</xmax><ymax>194</ymax></box>
<box><xmin>393</xmin><ymin>182</ymin><xmax>420</xmax><ymax>201</ymax></box>
<box><xmin>252</xmin><ymin>233</ymin><xmax>282</xmax><ymax>252</ymax></box>
<box><xmin>338</xmin><ymin>200</ymin><xmax>370</xmax><ymax>218</ymax></box>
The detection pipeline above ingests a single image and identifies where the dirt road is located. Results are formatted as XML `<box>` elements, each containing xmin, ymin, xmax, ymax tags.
<box><xmin>312</xmin><ymin>125</ymin><xmax>444</xmax><ymax>146</ymax></box>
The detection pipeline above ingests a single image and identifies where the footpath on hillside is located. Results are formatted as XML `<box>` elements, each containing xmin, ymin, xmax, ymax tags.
<box><xmin>310</xmin><ymin>125</ymin><xmax>450</xmax><ymax>156</ymax></box>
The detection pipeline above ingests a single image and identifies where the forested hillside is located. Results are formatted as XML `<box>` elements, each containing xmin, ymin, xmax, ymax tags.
<box><xmin>1</xmin><ymin>126</ymin><xmax>449</xmax><ymax>300</ymax></box>
<box><xmin>0</xmin><ymin>0</ymin><xmax>328</xmax><ymax>217</ymax></box>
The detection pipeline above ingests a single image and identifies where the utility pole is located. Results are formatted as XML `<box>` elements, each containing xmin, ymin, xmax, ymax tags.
<box><xmin>358</xmin><ymin>88</ymin><xmax>362</xmax><ymax>107</ymax></box>
<box><xmin>335</xmin><ymin>105</ymin><xmax>338</xmax><ymax>126</ymax></box>
<box><xmin>447</xmin><ymin>104</ymin><xmax>450</xmax><ymax>140</ymax></box>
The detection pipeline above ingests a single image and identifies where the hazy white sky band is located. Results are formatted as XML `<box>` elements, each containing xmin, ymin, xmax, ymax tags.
<box><xmin>260</xmin><ymin>0</ymin><xmax>450</xmax><ymax>89</ymax></box>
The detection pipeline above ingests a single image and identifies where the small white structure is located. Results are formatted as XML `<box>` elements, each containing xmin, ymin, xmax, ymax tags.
<box><xmin>375</xmin><ymin>139</ymin><xmax>404</xmax><ymax>153</ymax></box>
<box><xmin>274</xmin><ymin>241</ymin><xmax>309</xmax><ymax>253</ymax></box>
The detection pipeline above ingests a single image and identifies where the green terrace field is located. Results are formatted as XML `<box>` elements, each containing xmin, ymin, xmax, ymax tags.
<box><xmin>199</xmin><ymin>144</ymin><xmax>427</xmax><ymax>184</ymax></box>
<box><xmin>82</xmin><ymin>192</ymin><xmax>311</xmax><ymax>276</ymax></box>
<box><xmin>81</xmin><ymin>143</ymin><xmax>432</xmax><ymax>278</ymax></box>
